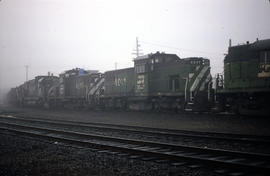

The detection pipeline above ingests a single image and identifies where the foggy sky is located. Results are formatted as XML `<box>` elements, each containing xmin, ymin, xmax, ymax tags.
<box><xmin>0</xmin><ymin>0</ymin><xmax>270</xmax><ymax>99</ymax></box>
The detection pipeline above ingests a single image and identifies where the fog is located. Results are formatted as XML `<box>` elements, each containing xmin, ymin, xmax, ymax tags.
<box><xmin>0</xmin><ymin>0</ymin><xmax>270</xmax><ymax>102</ymax></box>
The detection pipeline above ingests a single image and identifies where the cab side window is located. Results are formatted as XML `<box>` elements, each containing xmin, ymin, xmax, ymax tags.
<box><xmin>169</xmin><ymin>75</ymin><xmax>179</xmax><ymax>92</ymax></box>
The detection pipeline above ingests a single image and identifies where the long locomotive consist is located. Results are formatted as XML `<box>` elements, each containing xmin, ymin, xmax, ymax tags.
<box><xmin>7</xmin><ymin>39</ymin><xmax>270</xmax><ymax>115</ymax></box>
<box><xmin>7</xmin><ymin>68</ymin><xmax>104</xmax><ymax>109</ymax></box>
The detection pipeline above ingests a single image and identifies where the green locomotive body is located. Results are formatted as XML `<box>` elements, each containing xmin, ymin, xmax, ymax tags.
<box><xmin>54</xmin><ymin>68</ymin><xmax>104</xmax><ymax>108</ymax></box>
<box><xmin>104</xmin><ymin>68</ymin><xmax>135</xmax><ymax>97</ymax></box>
<box><xmin>10</xmin><ymin>75</ymin><xmax>59</xmax><ymax>107</ymax></box>
<box><xmin>104</xmin><ymin>52</ymin><xmax>211</xmax><ymax>111</ymax></box>
<box><xmin>216</xmin><ymin>39</ymin><xmax>270</xmax><ymax>115</ymax></box>
<box><xmin>7</xmin><ymin>39</ymin><xmax>270</xmax><ymax>115</ymax></box>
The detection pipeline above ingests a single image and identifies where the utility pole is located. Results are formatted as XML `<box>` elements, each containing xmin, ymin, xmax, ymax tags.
<box><xmin>25</xmin><ymin>65</ymin><xmax>29</xmax><ymax>82</ymax></box>
<box><xmin>132</xmin><ymin>37</ymin><xmax>143</xmax><ymax>58</ymax></box>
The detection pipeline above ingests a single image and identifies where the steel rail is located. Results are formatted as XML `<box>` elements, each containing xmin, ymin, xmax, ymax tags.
<box><xmin>1</xmin><ymin>114</ymin><xmax>269</xmax><ymax>145</ymax></box>
<box><xmin>0</xmin><ymin>121</ymin><xmax>269</xmax><ymax>175</ymax></box>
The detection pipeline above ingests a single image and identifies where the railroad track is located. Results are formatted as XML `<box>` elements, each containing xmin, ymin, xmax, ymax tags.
<box><xmin>0</xmin><ymin>114</ymin><xmax>270</xmax><ymax>146</ymax></box>
<box><xmin>0</xmin><ymin>116</ymin><xmax>270</xmax><ymax>175</ymax></box>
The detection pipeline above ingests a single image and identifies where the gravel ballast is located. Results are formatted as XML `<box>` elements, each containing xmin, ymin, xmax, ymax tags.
<box><xmin>0</xmin><ymin>133</ymin><xmax>220</xmax><ymax>176</ymax></box>
<box><xmin>1</xmin><ymin>105</ymin><xmax>269</xmax><ymax>175</ymax></box>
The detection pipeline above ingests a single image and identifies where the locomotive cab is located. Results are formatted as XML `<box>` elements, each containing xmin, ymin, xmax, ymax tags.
<box><xmin>132</xmin><ymin>52</ymin><xmax>211</xmax><ymax>111</ymax></box>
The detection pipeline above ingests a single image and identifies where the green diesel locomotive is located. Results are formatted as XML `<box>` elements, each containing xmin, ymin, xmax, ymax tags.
<box><xmin>103</xmin><ymin>52</ymin><xmax>212</xmax><ymax>111</ymax></box>
<box><xmin>9</xmin><ymin>39</ymin><xmax>269</xmax><ymax>115</ymax></box>
<box><xmin>216</xmin><ymin>39</ymin><xmax>270</xmax><ymax>115</ymax></box>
